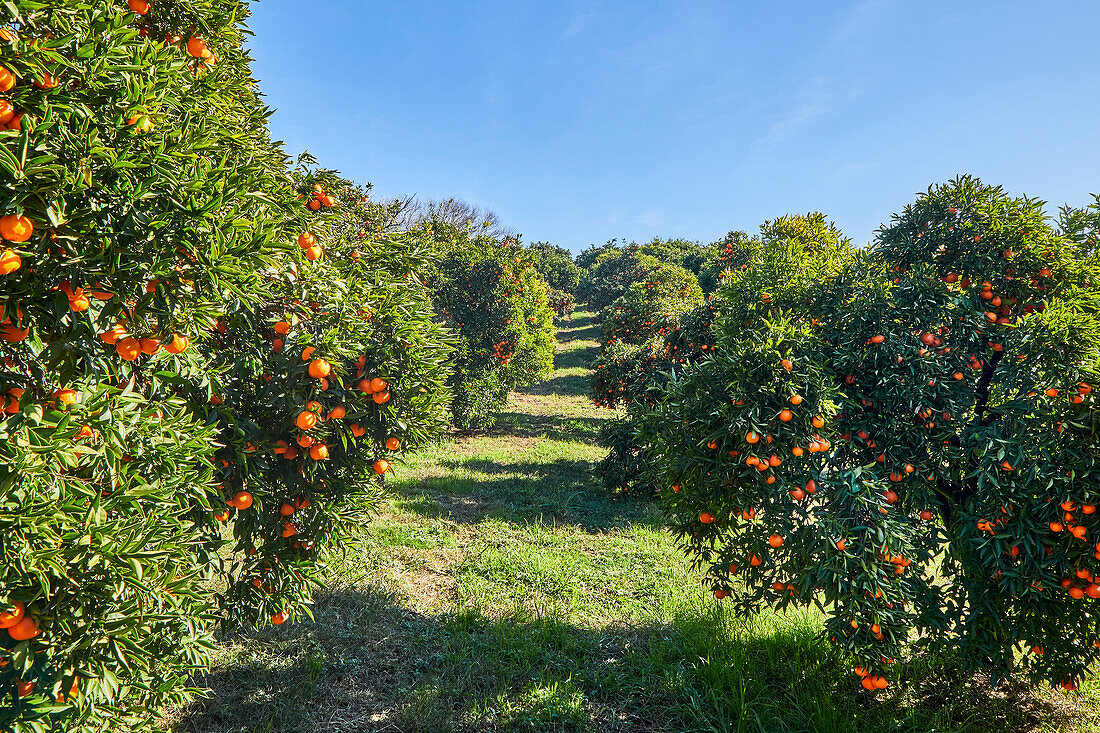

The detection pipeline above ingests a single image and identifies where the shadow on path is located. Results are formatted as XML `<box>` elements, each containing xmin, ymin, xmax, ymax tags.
<box><xmin>175</xmin><ymin>586</ymin><xmax>1071</xmax><ymax>733</ymax></box>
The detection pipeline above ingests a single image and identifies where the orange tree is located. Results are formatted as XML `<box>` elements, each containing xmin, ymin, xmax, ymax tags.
<box><xmin>411</xmin><ymin>221</ymin><xmax>554</xmax><ymax>429</ymax></box>
<box><xmin>637</xmin><ymin>185</ymin><xmax>1100</xmax><ymax>691</ymax></box>
<box><xmin>0</xmin><ymin>2</ymin><xmax>451</xmax><ymax>730</ymax></box>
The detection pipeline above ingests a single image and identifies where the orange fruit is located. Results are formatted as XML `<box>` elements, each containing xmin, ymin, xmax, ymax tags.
<box><xmin>372</xmin><ymin>390</ymin><xmax>391</xmax><ymax>404</ymax></box>
<box><xmin>768</xmin><ymin>534</ymin><xmax>783</xmax><ymax>547</ymax></box>
<box><xmin>790</xmin><ymin>394</ymin><xmax>803</xmax><ymax>405</ymax></box>
<box><xmin>0</xmin><ymin>214</ymin><xmax>33</xmax><ymax>242</ymax></box>
<box><xmin>373</xmin><ymin>459</ymin><xmax>390</xmax><ymax>474</ymax></box>
<box><xmin>0</xmin><ymin>601</ymin><xmax>25</xmax><ymax>629</ymax></box>
<box><xmin>328</xmin><ymin>405</ymin><xmax>346</xmax><ymax>420</ymax></box>
<box><xmin>228</xmin><ymin>491</ymin><xmax>253</xmax><ymax>510</ymax></box>
<box><xmin>128</xmin><ymin>0</ymin><xmax>150</xmax><ymax>13</ymax></box>
<box><xmin>139</xmin><ymin>337</ymin><xmax>160</xmax><ymax>355</ymax></box>
<box><xmin>16</xmin><ymin>679</ymin><xmax>33</xmax><ymax>697</ymax></box>
<box><xmin>297</xmin><ymin>232</ymin><xmax>315</xmax><ymax>248</ymax></box>
<box><xmin>350</xmin><ymin>423</ymin><xmax>366</xmax><ymax>437</ymax></box>
<box><xmin>779</xmin><ymin>409</ymin><xmax>793</xmax><ymax>422</ymax></box>
<box><xmin>115</xmin><ymin>337</ymin><xmax>141</xmax><ymax>361</ymax></box>
<box><xmin>53</xmin><ymin>389</ymin><xmax>79</xmax><ymax>406</ymax></box>
<box><xmin>296</xmin><ymin>434</ymin><xmax>314</xmax><ymax>448</ymax></box>
<box><xmin>186</xmin><ymin>37</ymin><xmax>209</xmax><ymax>58</ymax></box>
<box><xmin>127</xmin><ymin>112</ymin><xmax>153</xmax><ymax>134</ymax></box>
<box><xmin>0</xmin><ymin>248</ymin><xmax>20</xmax><ymax>274</ymax></box>
<box><xmin>281</xmin><ymin>522</ymin><xmax>296</xmax><ymax>538</ymax></box>
<box><xmin>745</xmin><ymin>431</ymin><xmax>760</xmax><ymax>444</ymax></box>
<box><xmin>301</xmin><ymin>346</ymin><xmax>315</xmax><ymax>361</ymax></box>
<box><xmin>308</xmin><ymin>358</ymin><xmax>330</xmax><ymax>378</ymax></box>
<box><xmin>163</xmin><ymin>333</ymin><xmax>190</xmax><ymax>353</ymax></box>
<box><xmin>309</xmin><ymin>443</ymin><xmax>329</xmax><ymax>460</ymax></box>
<box><xmin>7</xmin><ymin>615</ymin><xmax>38</xmax><ymax>640</ymax></box>
<box><xmin>699</xmin><ymin>512</ymin><xmax>715</xmax><ymax>524</ymax></box>
<box><xmin>271</xmin><ymin>611</ymin><xmax>288</xmax><ymax>625</ymax></box>
<box><xmin>812</xmin><ymin>415</ymin><xmax>825</xmax><ymax>428</ymax></box>
<box><xmin>780</xmin><ymin>359</ymin><xmax>793</xmax><ymax>371</ymax></box>
<box><xmin>273</xmin><ymin>320</ymin><xmax>290</xmax><ymax>335</ymax></box>
<box><xmin>0</xmin><ymin>66</ymin><xmax>14</xmax><ymax>93</ymax></box>
<box><xmin>385</xmin><ymin>437</ymin><xmax>400</xmax><ymax>451</ymax></box>
<box><xmin>370</xmin><ymin>377</ymin><xmax>388</xmax><ymax>393</ymax></box>
<box><xmin>0</xmin><ymin>100</ymin><xmax>12</xmax><ymax>124</ymax></box>
<box><xmin>304</xmin><ymin>245</ymin><xmax>322</xmax><ymax>261</ymax></box>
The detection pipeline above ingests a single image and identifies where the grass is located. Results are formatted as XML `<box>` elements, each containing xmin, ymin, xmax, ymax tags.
<box><xmin>170</xmin><ymin>307</ymin><xmax>1100</xmax><ymax>733</ymax></box>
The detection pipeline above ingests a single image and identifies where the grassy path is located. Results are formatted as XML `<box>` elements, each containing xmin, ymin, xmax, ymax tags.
<box><xmin>174</xmin><ymin>308</ymin><xmax>1097</xmax><ymax>733</ymax></box>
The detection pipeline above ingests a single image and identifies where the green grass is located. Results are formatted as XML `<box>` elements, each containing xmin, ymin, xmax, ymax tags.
<box><xmin>170</xmin><ymin>307</ymin><xmax>1100</xmax><ymax>733</ymax></box>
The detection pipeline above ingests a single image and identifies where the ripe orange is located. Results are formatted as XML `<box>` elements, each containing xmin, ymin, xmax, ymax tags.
<box><xmin>745</xmin><ymin>430</ymin><xmax>760</xmax><ymax>444</ymax></box>
<box><xmin>128</xmin><ymin>0</ymin><xmax>150</xmax><ymax>13</ymax></box>
<box><xmin>297</xmin><ymin>231</ymin><xmax>316</xmax><ymax>249</ymax></box>
<box><xmin>294</xmin><ymin>411</ymin><xmax>317</xmax><ymax>430</ymax></box>
<box><xmin>350</xmin><ymin>423</ymin><xmax>366</xmax><ymax>437</ymax></box>
<box><xmin>16</xmin><ymin>679</ymin><xmax>33</xmax><ymax>697</ymax></box>
<box><xmin>281</xmin><ymin>522</ymin><xmax>296</xmax><ymax>538</ymax></box>
<box><xmin>0</xmin><ymin>214</ymin><xmax>33</xmax><ymax>242</ymax></box>
<box><xmin>790</xmin><ymin>394</ymin><xmax>803</xmax><ymax>405</ymax></box>
<box><xmin>163</xmin><ymin>333</ymin><xmax>190</xmax><ymax>353</ymax></box>
<box><xmin>301</xmin><ymin>346</ymin><xmax>315</xmax><ymax>361</ymax></box>
<box><xmin>373</xmin><ymin>459</ymin><xmax>390</xmax><ymax>474</ymax></box>
<box><xmin>0</xmin><ymin>601</ymin><xmax>25</xmax><ymax>629</ymax></box>
<box><xmin>53</xmin><ymin>389</ymin><xmax>79</xmax><ymax>406</ymax></box>
<box><xmin>372</xmin><ymin>390</ymin><xmax>391</xmax><ymax>404</ymax></box>
<box><xmin>116</xmin><ymin>337</ymin><xmax>141</xmax><ymax>361</ymax></box>
<box><xmin>273</xmin><ymin>320</ymin><xmax>290</xmax><ymax>335</ymax></box>
<box><xmin>370</xmin><ymin>377</ymin><xmax>388</xmax><ymax>393</ymax></box>
<box><xmin>304</xmin><ymin>245</ymin><xmax>322</xmax><ymax>261</ymax></box>
<box><xmin>328</xmin><ymin>405</ymin><xmax>346</xmax><ymax>420</ymax></box>
<box><xmin>871</xmin><ymin>334</ymin><xmax>885</xmax><ymax>343</ymax></box>
<box><xmin>0</xmin><ymin>100</ymin><xmax>13</xmax><ymax>124</ymax></box>
<box><xmin>296</xmin><ymin>434</ymin><xmax>314</xmax><ymax>448</ymax></box>
<box><xmin>0</xmin><ymin>248</ymin><xmax>20</xmax><ymax>274</ymax></box>
<box><xmin>186</xmin><ymin>37</ymin><xmax>209</xmax><ymax>58</ymax></box>
<box><xmin>768</xmin><ymin>534</ymin><xmax>783</xmax><ymax>547</ymax></box>
<box><xmin>778</xmin><ymin>409</ymin><xmax>793</xmax><ymax>422</ymax></box>
<box><xmin>0</xmin><ymin>66</ymin><xmax>14</xmax><ymax>93</ymax></box>
<box><xmin>812</xmin><ymin>415</ymin><xmax>825</xmax><ymax>428</ymax></box>
<box><xmin>308</xmin><ymin>358</ymin><xmax>331</xmax><ymax>378</ymax></box>
<box><xmin>780</xmin><ymin>358</ymin><xmax>793</xmax><ymax>371</ymax></box>
<box><xmin>139</xmin><ymin>337</ymin><xmax>160</xmax><ymax>355</ymax></box>
<box><xmin>7</xmin><ymin>615</ymin><xmax>38</xmax><ymax>640</ymax></box>
<box><xmin>228</xmin><ymin>491</ymin><xmax>253</xmax><ymax>510</ymax></box>
<box><xmin>271</xmin><ymin>612</ymin><xmax>288</xmax><ymax>625</ymax></box>
<box><xmin>385</xmin><ymin>437</ymin><xmax>400</xmax><ymax>450</ymax></box>
<box><xmin>309</xmin><ymin>443</ymin><xmax>329</xmax><ymax>460</ymax></box>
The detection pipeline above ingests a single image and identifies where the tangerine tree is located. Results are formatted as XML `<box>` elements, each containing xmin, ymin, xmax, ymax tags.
<box><xmin>638</xmin><ymin>186</ymin><xmax>1100</xmax><ymax>692</ymax></box>
<box><xmin>0</xmin><ymin>2</ymin><xmax>452</xmax><ymax>730</ymax></box>
<box><xmin>412</xmin><ymin>220</ymin><xmax>554</xmax><ymax>429</ymax></box>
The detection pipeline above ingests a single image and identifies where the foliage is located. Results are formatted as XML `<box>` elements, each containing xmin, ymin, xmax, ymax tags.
<box><xmin>0</xmin><ymin>4</ymin><xmax>451</xmax><ymax>730</ymax></box>
<box><xmin>411</xmin><ymin>222</ymin><xmax>555</xmax><ymax>429</ymax></box>
<box><xmin>698</xmin><ymin>230</ymin><xmax>754</xmax><ymax>293</ymax></box>
<box><xmin>546</xmin><ymin>287</ymin><xmax>575</xmax><ymax>321</ymax></box>
<box><xmin>637</xmin><ymin>180</ymin><xmax>1100</xmax><ymax>691</ymax></box>
<box><xmin>526</xmin><ymin>241</ymin><xmax>579</xmax><ymax>294</ymax></box>
<box><xmin>600</xmin><ymin>260</ymin><xmax>703</xmax><ymax>347</ymax></box>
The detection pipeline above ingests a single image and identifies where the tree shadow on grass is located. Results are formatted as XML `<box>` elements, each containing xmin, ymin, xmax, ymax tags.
<box><xmin>486</xmin><ymin>410</ymin><xmax>605</xmax><ymax>441</ymax></box>
<box><xmin>390</xmin><ymin>457</ymin><xmax>657</xmax><ymax>532</ymax></box>
<box><xmin>174</xmin><ymin>588</ymin><xmax>1077</xmax><ymax>733</ymax></box>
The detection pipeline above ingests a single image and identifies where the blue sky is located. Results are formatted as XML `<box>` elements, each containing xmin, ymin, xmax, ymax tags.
<box><xmin>246</xmin><ymin>1</ymin><xmax>1100</xmax><ymax>253</ymax></box>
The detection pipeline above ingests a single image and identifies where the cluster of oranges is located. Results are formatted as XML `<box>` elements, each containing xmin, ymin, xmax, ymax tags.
<box><xmin>491</xmin><ymin>340</ymin><xmax>514</xmax><ymax>364</ymax></box>
<box><xmin>305</xmin><ymin>183</ymin><xmax>337</xmax><ymax>211</ymax></box>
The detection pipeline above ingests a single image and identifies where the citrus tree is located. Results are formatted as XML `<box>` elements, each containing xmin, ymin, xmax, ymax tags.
<box><xmin>0</xmin><ymin>3</ymin><xmax>452</xmax><ymax>730</ymax></box>
<box><xmin>412</xmin><ymin>221</ymin><xmax>555</xmax><ymax>429</ymax></box>
<box><xmin>638</xmin><ymin>185</ymin><xmax>1100</xmax><ymax>691</ymax></box>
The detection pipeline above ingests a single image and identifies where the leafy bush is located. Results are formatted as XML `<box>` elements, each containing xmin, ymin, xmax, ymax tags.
<box><xmin>637</xmin><ymin>180</ymin><xmax>1100</xmax><ymax>691</ymax></box>
<box><xmin>526</xmin><ymin>241</ymin><xmax>579</xmax><ymax>294</ymax></box>
<box><xmin>0</xmin><ymin>4</ymin><xmax>451</xmax><ymax>730</ymax></box>
<box><xmin>546</xmin><ymin>287</ymin><xmax>575</xmax><ymax>321</ymax></box>
<box><xmin>413</xmin><ymin>223</ymin><xmax>555</xmax><ymax>429</ymax></box>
